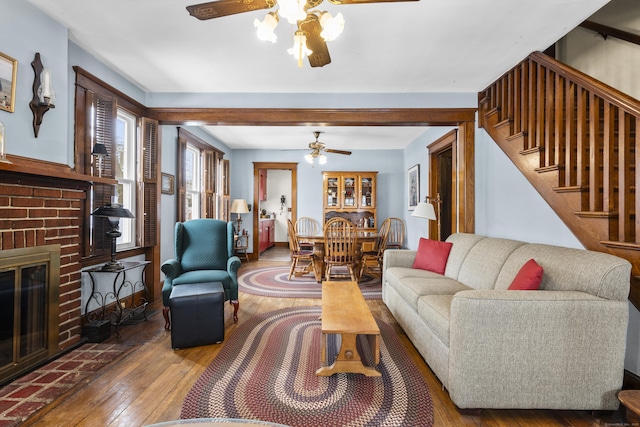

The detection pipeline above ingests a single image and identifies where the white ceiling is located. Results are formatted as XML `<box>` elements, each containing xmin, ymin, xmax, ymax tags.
<box><xmin>27</xmin><ymin>0</ymin><xmax>610</xmax><ymax>150</ymax></box>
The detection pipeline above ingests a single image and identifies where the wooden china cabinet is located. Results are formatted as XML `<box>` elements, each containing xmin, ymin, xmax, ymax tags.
<box><xmin>322</xmin><ymin>171</ymin><xmax>377</xmax><ymax>240</ymax></box>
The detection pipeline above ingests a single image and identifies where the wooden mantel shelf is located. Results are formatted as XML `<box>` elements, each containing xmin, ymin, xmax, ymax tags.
<box><xmin>0</xmin><ymin>154</ymin><xmax>116</xmax><ymax>185</ymax></box>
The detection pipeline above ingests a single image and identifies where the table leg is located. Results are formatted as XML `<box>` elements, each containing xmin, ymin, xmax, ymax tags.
<box><xmin>368</xmin><ymin>334</ymin><xmax>380</xmax><ymax>364</ymax></box>
<box><xmin>316</xmin><ymin>333</ymin><xmax>381</xmax><ymax>377</ymax></box>
<box><xmin>321</xmin><ymin>332</ymin><xmax>327</xmax><ymax>364</ymax></box>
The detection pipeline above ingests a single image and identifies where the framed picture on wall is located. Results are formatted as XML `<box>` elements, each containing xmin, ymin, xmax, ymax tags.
<box><xmin>0</xmin><ymin>52</ymin><xmax>18</xmax><ymax>113</ymax></box>
<box><xmin>408</xmin><ymin>164</ymin><xmax>419</xmax><ymax>210</ymax></box>
<box><xmin>161</xmin><ymin>173</ymin><xmax>175</xmax><ymax>195</ymax></box>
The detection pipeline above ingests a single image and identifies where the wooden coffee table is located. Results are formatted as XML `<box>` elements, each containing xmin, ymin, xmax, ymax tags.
<box><xmin>316</xmin><ymin>280</ymin><xmax>381</xmax><ymax>377</ymax></box>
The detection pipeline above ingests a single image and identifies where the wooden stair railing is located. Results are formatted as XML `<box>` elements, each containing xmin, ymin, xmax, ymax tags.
<box><xmin>478</xmin><ymin>51</ymin><xmax>640</xmax><ymax>309</ymax></box>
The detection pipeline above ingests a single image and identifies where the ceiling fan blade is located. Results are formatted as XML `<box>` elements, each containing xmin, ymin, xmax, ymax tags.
<box><xmin>328</xmin><ymin>0</ymin><xmax>417</xmax><ymax>4</ymax></box>
<box><xmin>324</xmin><ymin>148</ymin><xmax>352</xmax><ymax>155</ymax></box>
<box><xmin>187</xmin><ymin>0</ymin><xmax>276</xmax><ymax>20</ymax></box>
<box><xmin>299</xmin><ymin>15</ymin><xmax>331</xmax><ymax>68</ymax></box>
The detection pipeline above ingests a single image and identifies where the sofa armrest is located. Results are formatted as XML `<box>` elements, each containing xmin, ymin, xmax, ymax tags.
<box><xmin>161</xmin><ymin>258</ymin><xmax>183</xmax><ymax>280</ymax></box>
<box><xmin>382</xmin><ymin>249</ymin><xmax>415</xmax><ymax>269</ymax></box>
<box><xmin>447</xmin><ymin>289</ymin><xmax>628</xmax><ymax>409</ymax></box>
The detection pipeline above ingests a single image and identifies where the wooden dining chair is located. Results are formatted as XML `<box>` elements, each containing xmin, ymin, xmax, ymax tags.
<box><xmin>295</xmin><ymin>217</ymin><xmax>320</xmax><ymax>250</ymax></box>
<box><xmin>385</xmin><ymin>217</ymin><xmax>406</xmax><ymax>249</ymax></box>
<box><xmin>360</xmin><ymin>218</ymin><xmax>391</xmax><ymax>278</ymax></box>
<box><xmin>323</xmin><ymin>217</ymin><xmax>358</xmax><ymax>281</ymax></box>
<box><xmin>286</xmin><ymin>219</ymin><xmax>315</xmax><ymax>280</ymax></box>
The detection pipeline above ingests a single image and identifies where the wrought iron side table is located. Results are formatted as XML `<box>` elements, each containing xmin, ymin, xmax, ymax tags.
<box><xmin>83</xmin><ymin>260</ymin><xmax>151</xmax><ymax>336</ymax></box>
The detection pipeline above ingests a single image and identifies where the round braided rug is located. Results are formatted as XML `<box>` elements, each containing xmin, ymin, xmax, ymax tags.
<box><xmin>181</xmin><ymin>306</ymin><xmax>434</xmax><ymax>427</ymax></box>
<box><xmin>238</xmin><ymin>265</ymin><xmax>381</xmax><ymax>299</ymax></box>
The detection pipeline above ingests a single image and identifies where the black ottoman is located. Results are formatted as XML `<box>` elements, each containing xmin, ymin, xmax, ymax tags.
<box><xmin>169</xmin><ymin>282</ymin><xmax>225</xmax><ymax>349</ymax></box>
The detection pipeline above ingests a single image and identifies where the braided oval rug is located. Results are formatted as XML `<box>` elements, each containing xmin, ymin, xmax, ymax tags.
<box><xmin>238</xmin><ymin>265</ymin><xmax>382</xmax><ymax>299</ymax></box>
<box><xmin>181</xmin><ymin>306</ymin><xmax>433</xmax><ymax>427</ymax></box>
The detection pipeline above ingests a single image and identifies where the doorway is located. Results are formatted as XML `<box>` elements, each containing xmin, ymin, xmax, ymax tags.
<box><xmin>428</xmin><ymin>127</ymin><xmax>475</xmax><ymax>240</ymax></box>
<box><xmin>253</xmin><ymin>162</ymin><xmax>298</xmax><ymax>261</ymax></box>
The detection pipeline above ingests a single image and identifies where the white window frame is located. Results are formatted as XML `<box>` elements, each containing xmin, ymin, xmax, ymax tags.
<box><xmin>115</xmin><ymin>108</ymin><xmax>137</xmax><ymax>249</ymax></box>
<box><xmin>185</xmin><ymin>143</ymin><xmax>201</xmax><ymax>220</ymax></box>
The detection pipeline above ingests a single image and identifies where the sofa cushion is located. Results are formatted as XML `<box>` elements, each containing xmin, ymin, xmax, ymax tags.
<box><xmin>443</xmin><ymin>233</ymin><xmax>488</xmax><ymax>279</ymax></box>
<box><xmin>508</xmin><ymin>259</ymin><xmax>543</xmax><ymax>290</ymax></box>
<box><xmin>384</xmin><ymin>266</ymin><xmax>443</xmax><ymax>288</ymax></box>
<box><xmin>494</xmin><ymin>244</ymin><xmax>631</xmax><ymax>300</ymax></box>
<box><xmin>392</xmin><ymin>276</ymin><xmax>470</xmax><ymax>310</ymax></box>
<box><xmin>417</xmin><ymin>295</ymin><xmax>454</xmax><ymax>346</ymax></box>
<box><xmin>413</xmin><ymin>238</ymin><xmax>453</xmax><ymax>274</ymax></box>
<box><xmin>456</xmin><ymin>237</ymin><xmax>526</xmax><ymax>291</ymax></box>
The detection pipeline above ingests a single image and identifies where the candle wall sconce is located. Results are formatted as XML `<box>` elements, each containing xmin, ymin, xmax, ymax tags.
<box><xmin>29</xmin><ymin>53</ymin><xmax>56</xmax><ymax>138</ymax></box>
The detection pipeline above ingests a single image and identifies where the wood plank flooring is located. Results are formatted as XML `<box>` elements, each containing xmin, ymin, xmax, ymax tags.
<box><xmin>22</xmin><ymin>261</ymin><xmax>630</xmax><ymax>426</ymax></box>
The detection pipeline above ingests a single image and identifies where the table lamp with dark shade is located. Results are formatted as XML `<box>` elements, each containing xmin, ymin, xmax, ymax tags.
<box><xmin>91</xmin><ymin>203</ymin><xmax>135</xmax><ymax>271</ymax></box>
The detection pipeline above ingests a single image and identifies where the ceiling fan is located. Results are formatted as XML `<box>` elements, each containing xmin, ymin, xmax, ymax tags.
<box><xmin>305</xmin><ymin>131</ymin><xmax>351</xmax><ymax>164</ymax></box>
<box><xmin>186</xmin><ymin>0</ymin><xmax>418</xmax><ymax>68</ymax></box>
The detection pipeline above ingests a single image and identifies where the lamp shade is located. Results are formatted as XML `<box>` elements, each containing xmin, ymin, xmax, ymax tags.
<box><xmin>411</xmin><ymin>201</ymin><xmax>437</xmax><ymax>220</ymax></box>
<box><xmin>91</xmin><ymin>203</ymin><xmax>135</xmax><ymax>220</ymax></box>
<box><xmin>91</xmin><ymin>143</ymin><xmax>108</xmax><ymax>156</ymax></box>
<box><xmin>231</xmin><ymin>199</ymin><xmax>250</xmax><ymax>214</ymax></box>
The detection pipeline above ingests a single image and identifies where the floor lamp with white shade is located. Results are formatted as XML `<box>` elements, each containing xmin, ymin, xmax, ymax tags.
<box><xmin>411</xmin><ymin>194</ymin><xmax>441</xmax><ymax>241</ymax></box>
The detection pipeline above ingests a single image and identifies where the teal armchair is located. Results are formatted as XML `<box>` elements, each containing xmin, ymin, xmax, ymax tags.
<box><xmin>161</xmin><ymin>219</ymin><xmax>241</xmax><ymax>330</ymax></box>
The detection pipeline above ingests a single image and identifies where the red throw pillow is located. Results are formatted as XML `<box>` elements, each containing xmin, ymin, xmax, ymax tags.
<box><xmin>412</xmin><ymin>238</ymin><xmax>453</xmax><ymax>275</ymax></box>
<box><xmin>508</xmin><ymin>259</ymin><xmax>544</xmax><ymax>290</ymax></box>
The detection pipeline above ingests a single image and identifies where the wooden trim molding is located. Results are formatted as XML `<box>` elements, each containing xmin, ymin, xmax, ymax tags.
<box><xmin>252</xmin><ymin>162</ymin><xmax>298</xmax><ymax>260</ymax></box>
<box><xmin>147</xmin><ymin>108</ymin><xmax>477</xmax><ymax>127</ymax></box>
<box><xmin>0</xmin><ymin>154</ymin><xmax>116</xmax><ymax>185</ymax></box>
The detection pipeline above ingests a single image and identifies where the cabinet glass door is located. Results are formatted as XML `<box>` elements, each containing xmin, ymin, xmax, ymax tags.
<box><xmin>326</xmin><ymin>176</ymin><xmax>339</xmax><ymax>207</ymax></box>
<box><xmin>342</xmin><ymin>175</ymin><xmax>357</xmax><ymax>208</ymax></box>
<box><xmin>360</xmin><ymin>175</ymin><xmax>375</xmax><ymax>208</ymax></box>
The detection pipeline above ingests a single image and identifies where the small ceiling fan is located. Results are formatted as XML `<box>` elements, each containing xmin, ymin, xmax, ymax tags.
<box><xmin>186</xmin><ymin>0</ymin><xmax>418</xmax><ymax>68</ymax></box>
<box><xmin>305</xmin><ymin>131</ymin><xmax>351</xmax><ymax>164</ymax></box>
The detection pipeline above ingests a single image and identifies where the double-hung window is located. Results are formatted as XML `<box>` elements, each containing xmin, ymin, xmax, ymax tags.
<box><xmin>177</xmin><ymin>128</ymin><xmax>227</xmax><ymax>222</ymax></box>
<box><xmin>184</xmin><ymin>143</ymin><xmax>201</xmax><ymax>221</ymax></box>
<box><xmin>115</xmin><ymin>109</ymin><xmax>137</xmax><ymax>249</ymax></box>
<box><xmin>74</xmin><ymin>66</ymin><xmax>158</xmax><ymax>262</ymax></box>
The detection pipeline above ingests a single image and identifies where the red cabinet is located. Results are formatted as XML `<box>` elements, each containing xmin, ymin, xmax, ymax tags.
<box><xmin>259</xmin><ymin>219</ymin><xmax>275</xmax><ymax>253</ymax></box>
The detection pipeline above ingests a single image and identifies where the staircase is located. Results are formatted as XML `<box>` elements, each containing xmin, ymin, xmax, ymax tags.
<box><xmin>478</xmin><ymin>51</ymin><xmax>640</xmax><ymax>309</ymax></box>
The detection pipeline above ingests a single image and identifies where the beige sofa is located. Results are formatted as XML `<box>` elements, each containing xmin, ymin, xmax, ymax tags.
<box><xmin>382</xmin><ymin>233</ymin><xmax>631</xmax><ymax>410</ymax></box>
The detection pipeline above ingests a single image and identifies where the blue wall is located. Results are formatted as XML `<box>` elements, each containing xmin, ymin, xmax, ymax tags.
<box><xmin>0</xmin><ymin>1</ymin><xmax>69</xmax><ymax>164</ymax></box>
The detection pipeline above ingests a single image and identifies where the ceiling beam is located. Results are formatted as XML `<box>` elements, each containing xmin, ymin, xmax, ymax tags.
<box><xmin>146</xmin><ymin>108</ymin><xmax>477</xmax><ymax>127</ymax></box>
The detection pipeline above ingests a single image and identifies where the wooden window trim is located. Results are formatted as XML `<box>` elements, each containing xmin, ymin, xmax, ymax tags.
<box><xmin>176</xmin><ymin>127</ymin><xmax>225</xmax><ymax>222</ymax></box>
<box><xmin>74</xmin><ymin>67</ymin><xmax>159</xmax><ymax>262</ymax></box>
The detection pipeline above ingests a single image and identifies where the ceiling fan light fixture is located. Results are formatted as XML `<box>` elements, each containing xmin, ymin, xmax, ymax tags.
<box><xmin>254</xmin><ymin>12</ymin><xmax>279</xmax><ymax>42</ymax></box>
<box><xmin>305</xmin><ymin>153</ymin><xmax>315</xmax><ymax>164</ymax></box>
<box><xmin>277</xmin><ymin>0</ymin><xmax>306</xmax><ymax>24</ymax></box>
<box><xmin>318</xmin><ymin>153</ymin><xmax>327</xmax><ymax>165</ymax></box>
<box><xmin>319</xmin><ymin>12</ymin><xmax>345</xmax><ymax>42</ymax></box>
<box><xmin>288</xmin><ymin>29</ymin><xmax>313</xmax><ymax>68</ymax></box>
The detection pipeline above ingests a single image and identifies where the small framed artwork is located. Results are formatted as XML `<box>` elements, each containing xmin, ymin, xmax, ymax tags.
<box><xmin>407</xmin><ymin>164</ymin><xmax>420</xmax><ymax>210</ymax></box>
<box><xmin>0</xmin><ymin>52</ymin><xmax>18</xmax><ymax>113</ymax></box>
<box><xmin>161</xmin><ymin>173</ymin><xmax>175</xmax><ymax>195</ymax></box>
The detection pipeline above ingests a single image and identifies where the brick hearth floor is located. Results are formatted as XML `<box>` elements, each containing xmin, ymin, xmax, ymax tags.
<box><xmin>0</xmin><ymin>343</ymin><xmax>131</xmax><ymax>427</ymax></box>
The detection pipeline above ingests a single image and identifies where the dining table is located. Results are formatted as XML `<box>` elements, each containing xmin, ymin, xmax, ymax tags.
<box><xmin>295</xmin><ymin>231</ymin><xmax>379</xmax><ymax>283</ymax></box>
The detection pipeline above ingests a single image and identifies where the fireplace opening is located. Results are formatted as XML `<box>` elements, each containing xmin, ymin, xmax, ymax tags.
<box><xmin>0</xmin><ymin>245</ymin><xmax>60</xmax><ymax>385</ymax></box>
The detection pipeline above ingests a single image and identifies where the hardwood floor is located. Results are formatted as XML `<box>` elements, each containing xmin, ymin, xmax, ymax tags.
<box><xmin>23</xmin><ymin>261</ymin><xmax>630</xmax><ymax>426</ymax></box>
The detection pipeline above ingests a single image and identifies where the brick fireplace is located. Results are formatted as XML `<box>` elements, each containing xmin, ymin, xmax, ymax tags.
<box><xmin>0</xmin><ymin>169</ymin><xmax>88</xmax><ymax>364</ymax></box>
